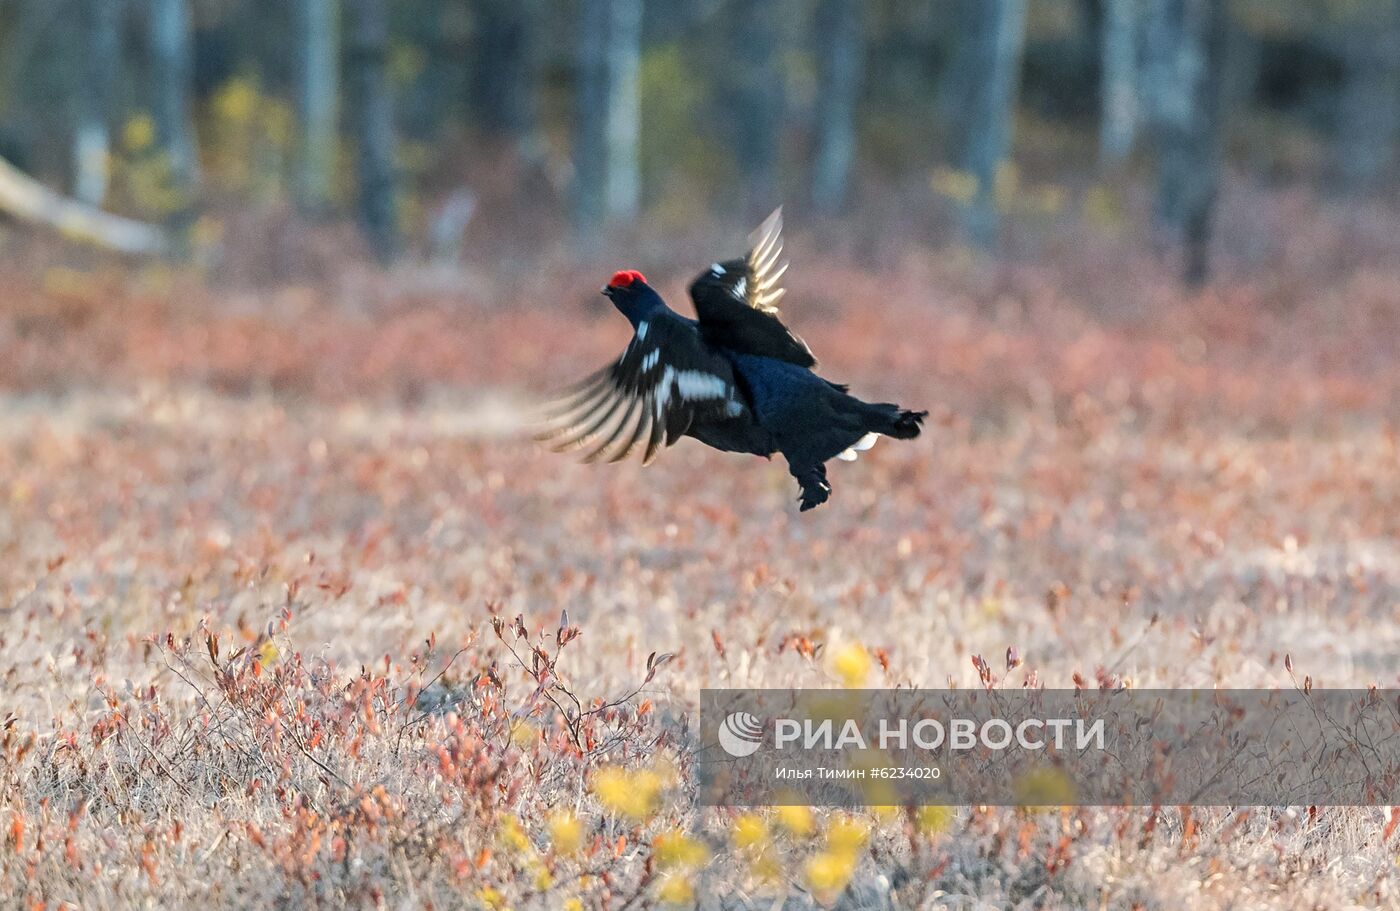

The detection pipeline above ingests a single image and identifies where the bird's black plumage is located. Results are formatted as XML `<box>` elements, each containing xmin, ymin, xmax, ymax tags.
<box><xmin>541</xmin><ymin>209</ymin><xmax>926</xmax><ymax>511</ymax></box>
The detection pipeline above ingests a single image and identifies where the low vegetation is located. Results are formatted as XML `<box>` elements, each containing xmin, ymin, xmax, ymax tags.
<box><xmin>2</xmin><ymin>210</ymin><xmax>1399</xmax><ymax>908</ymax></box>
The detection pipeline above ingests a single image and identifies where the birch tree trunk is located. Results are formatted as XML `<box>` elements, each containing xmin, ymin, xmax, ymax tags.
<box><xmin>811</xmin><ymin>0</ymin><xmax>863</xmax><ymax>214</ymax></box>
<box><xmin>573</xmin><ymin>0</ymin><xmax>641</xmax><ymax>239</ymax></box>
<box><xmin>345</xmin><ymin>0</ymin><xmax>399</xmax><ymax>262</ymax></box>
<box><xmin>732</xmin><ymin>0</ymin><xmax>783</xmax><ymax>218</ymax></box>
<box><xmin>475</xmin><ymin>0</ymin><xmax>541</xmax><ymax>141</ymax></box>
<box><xmin>0</xmin><ymin>156</ymin><xmax>167</xmax><ymax>254</ymax></box>
<box><xmin>148</xmin><ymin>0</ymin><xmax>199</xmax><ymax>192</ymax></box>
<box><xmin>1144</xmin><ymin>0</ymin><xmax>1225</xmax><ymax>285</ymax></box>
<box><xmin>1099</xmin><ymin>0</ymin><xmax>1139</xmax><ymax>167</ymax></box>
<box><xmin>958</xmin><ymin>0</ymin><xmax>1028</xmax><ymax>249</ymax></box>
<box><xmin>1336</xmin><ymin>0</ymin><xmax>1400</xmax><ymax>193</ymax></box>
<box><xmin>293</xmin><ymin>0</ymin><xmax>339</xmax><ymax>213</ymax></box>
<box><xmin>73</xmin><ymin>0</ymin><xmax>122</xmax><ymax>206</ymax></box>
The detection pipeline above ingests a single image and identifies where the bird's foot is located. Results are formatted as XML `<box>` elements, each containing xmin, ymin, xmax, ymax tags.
<box><xmin>787</xmin><ymin>461</ymin><xmax>831</xmax><ymax>512</ymax></box>
<box><xmin>795</xmin><ymin>473</ymin><xmax>831</xmax><ymax>511</ymax></box>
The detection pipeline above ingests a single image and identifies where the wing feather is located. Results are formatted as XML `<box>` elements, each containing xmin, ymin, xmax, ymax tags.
<box><xmin>537</xmin><ymin>310</ymin><xmax>748</xmax><ymax>467</ymax></box>
<box><xmin>687</xmin><ymin>207</ymin><xmax>816</xmax><ymax>367</ymax></box>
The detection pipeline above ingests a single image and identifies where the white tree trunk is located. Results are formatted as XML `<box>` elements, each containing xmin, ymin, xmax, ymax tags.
<box><xmin>605</xmin><ymin>0</ymin><xmax>641</xmax><ymax>221</ymax></box>
<box><xmin>345</xmin><ymin>0</ymin><xmax>399</xmax><ymax>261</ymax></box>
<box><xmin>960</xmin><ymin>0</ymin><xmax>1028</xmax><ymax>249</ymax></box>
<box><xmin>812</xmin><ymin>0</ymin><xmax>863</xmax><ymax>214</ymax></box>
<box><xmin>0</xmin><ymin>156</ymin><xmax>167</xmax><ymax>254</ymax></box>
<box><xmin>148</xmin><ymin>0</ymin><xmax>199</xmax><ymax>190</ymax></box>
<box><xmin>1336</xmin><ymin>0</ymin><xmax>1400</xmax><ymax>192</ymax></box>
<box><xmin>732</xmin><ymin>0</ymin><xmax>783</xmax><ymax>219</ymax></box>
<box><xmin>73</xmin><ymin>0</ymin><xmax>122</xmax><ymax>206</ymax></box>
<box><xmin>573</xmin><ymin>0</ymin><xmax>641</xmax><ymax>238</ymax></box>
<box><xmin>1099</xmin><ymin>0</ymin><xmax>1139</xmax><ymax>167</ymax></box>
<box><xmin>1144</xmin><ymin>0</ymin><xmax>1225</xmax><ymax>285</ymax></box>
<box><xmin>294</xmin><ymin>0</ymin><xmax>340</xmax><ymax>213</ymax></box>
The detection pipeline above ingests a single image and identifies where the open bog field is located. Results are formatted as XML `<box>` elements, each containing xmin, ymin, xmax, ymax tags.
<box><xmin>2</xmin><ymin>250</ymin><xmax>1400</xmax><ymax>909</ymax></box>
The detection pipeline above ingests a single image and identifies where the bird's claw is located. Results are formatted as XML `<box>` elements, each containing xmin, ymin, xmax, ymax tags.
<box><xmin>797</xmin><ymin>482</ymin><xmax>831</xmax><ymax>512</ymax></box>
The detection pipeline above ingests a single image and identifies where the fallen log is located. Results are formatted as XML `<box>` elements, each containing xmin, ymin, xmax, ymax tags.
<box><xmin>0</xmin><ymin>156</ymin><xmax>169</xmax><ymax>255</ymax></box>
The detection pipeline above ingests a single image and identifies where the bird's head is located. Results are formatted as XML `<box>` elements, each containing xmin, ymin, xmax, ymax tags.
<box><xmin>602</xmin><ymin>269</ymin><xmax>662</xmax><ymax>326</ymax></box>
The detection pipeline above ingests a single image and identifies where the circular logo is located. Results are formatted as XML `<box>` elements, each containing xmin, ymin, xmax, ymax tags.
<box><xmin>718</xmin><ymin>711</ymin><xmax>764</xmax><ymax>757</ymax></box>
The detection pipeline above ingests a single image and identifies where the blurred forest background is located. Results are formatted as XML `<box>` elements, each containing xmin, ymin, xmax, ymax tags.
<box><xmin>8</xmin><ymin>6</ymin><xmax>1400</xmax><ymax>906</ymax></box>
<box><xmin>0</xmin><ymin>0</ymin><xmax>1398</xmax><ymax>287</ymax></box>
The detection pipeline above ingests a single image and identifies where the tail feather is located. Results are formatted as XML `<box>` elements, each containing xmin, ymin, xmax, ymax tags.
<box><xmin>863</xmin><ymin>403</ymin><xmax>927</xmax><ymax>440</ymax></box>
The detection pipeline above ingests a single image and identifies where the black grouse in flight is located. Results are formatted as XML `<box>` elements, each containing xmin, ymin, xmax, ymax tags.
<box><xmin>541</xmin><ymin>209</ymin><xmax>925</xmax><ymax>511</ymax></box>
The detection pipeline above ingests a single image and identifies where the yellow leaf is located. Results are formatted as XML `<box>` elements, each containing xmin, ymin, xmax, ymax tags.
<box><xmin>548</xmin><ymin>812</ymin><xmax>583</xmax><ymax>855</ymax></box>
<box><xmin>1014</xmin><ymin>767</ymin><xmax>1077</xmax><ymax>807</ymax></box>
<box><xmin>497</xmin><ymin>816</ymin><xmax>531</xmax><ymax>854</ymax></box>
<box><xmin>731</xmin><ymin>814</ymin><xmax>767</xmax><ymax>850</ymax></box>
<box><xmin>656</xmin><ymin>874</ymin><xmax>694</xmax><ymax>906</ymax></box>
<box><xmin>916</xmin><ymin>805</ymin><xmax>953</xmax><ymax>835</ymax></box>
<box><xmin>829</xmin><ymin>642</ymin><xmax>871</xmax><ymax>688</ymax></box>
<box><xmin>776</xmin><ymin>804</ymin><xmax>814</xmax><ymax>838</ymax></box>
<box><xmin>652</xmin><ymin>830</ymin><xmax>709</xmax><ymax>870</ymax></box>
<box><xmin>805</xmin><ymin>849</ymin><xmax>856</xmax><ymax>897</ymax></box>
<box><xmin>825</xmin><ymin>815</ymin><xmax>870</xmax><ymax>856</ymax></box>
<box><xmin>590</xmin><ymin>766</ymin><xmax>662</xmax><ymax>820</ymax></box>
<box><xmin>123</xmin><ymin>115</ymin><xmax>155</xmax><ymax>152</ymax></box>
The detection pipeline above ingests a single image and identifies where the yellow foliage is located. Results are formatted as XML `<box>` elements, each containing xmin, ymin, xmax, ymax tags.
<box><xmin>656</xmin><ymin>874</ymin><xmax>695</xmax><ymax>906</ymax></box>
<box><xmin>931</xmin><ymin>166</ymin><xmax>979</xmax><ymax>205</ymax></box>
<box><xmin>776</xmin><ymin>804</ymin><xmax>814</xmax><ymax>838</ymax></box>
<box><xmin>1014</xmin><ymin>767</ymin><xmax>1077</xmax><ymax>807</ymax></box>
<box><xmin>1084</xmin><ymin>185</ymin><xmax>1123</xmax><ymax>228</ymax></box>
<box><xmin>916</xmin><ymin>805</ymin><xmax>953</xmax><ymax>836</ymax></box>
<box><xmin>389</xmin><ymin>42</ymin><xmax>427</xmax><ymax>85</ymax></box>
<box><xmin>497</xmin><ymin>816</ymin><xmax>530</xmax><ymax>854</ymax></box>
<box><xmin>805</xmin><ymin>849</ymin><xmax>857</xmax><ymax>897</ymax></box>
<box><xmin>213</xmin><ymin>79</ymin><xmax>259</xmax><ymax>126</ymax></box>
<box><xmin>869</xmin><ymin>802</ymin><xmax>900</xmax><ymax>824</ymax></box>
<box><xmin>123</xmin><ymin>115</ymin><xmax>156</xmax><ymax>153</ymax></box>
<box><xmin>993</xmin><ymin>161</ymin><xmax>1021</xmax><ymax>211</ymax></box>
<box><xmin>829</xmin><ymin>641</ymin><xmax>872</xmax><ymax>688</ymax></box>
<box><xmin>750</xmin><ymin>848</ymin><xmax>781</xmax><ymax>883</ymax></box>
<box><xmin>547</xmin><ymin>812</ymin><xmax>583</xmax><ymax>855</ymax></box>
<box><xmin>652</xmin><ymin>830</ymin><xmax>709</xmax><ymax>870</ymax></box>
<box><xmin>590</xmin><ymin>766</ymin><xmax>662</xmax><ymax>820</ymax></box>
<box><xmin>825</xmin><ymin>815</ymin><xmax>870</xmax><ymax>855</ymax></box>
<box><xmin>202</xmin><ymin>76</ymin><xmax>296</xmax><ymax>200</ymax></box>
<box><xmin>731</xmin><ymin>814</ymin><xmax>767</xmax><ymax>850</ymax></box>
<box><xmin>509</xmin><ymin>720</ymin><xmax>536</xmax><ymax>749</ymax></box>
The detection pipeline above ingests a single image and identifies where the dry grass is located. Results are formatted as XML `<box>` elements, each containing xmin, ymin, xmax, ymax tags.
<box><xmin>2</xmin><ymin>227</ymin><xmax>1400</xmax><ymax>909</ymax></box>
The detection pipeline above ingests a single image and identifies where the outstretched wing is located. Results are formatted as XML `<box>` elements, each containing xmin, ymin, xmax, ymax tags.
<box><xmin>687</xmin><ymin>207</ymin><xmax>816</xmax><ymax>368</ymax></box>
<box><xmin>538</xmin><ymin>312</ymin><xmax>746</xmax><ymax>465</ymax></box>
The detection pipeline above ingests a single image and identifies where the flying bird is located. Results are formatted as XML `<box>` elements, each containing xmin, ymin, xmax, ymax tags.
<box><xmin>540</xmin><ymin>209</ymin><xmax>926</xmax><ymax>511</ymax></box>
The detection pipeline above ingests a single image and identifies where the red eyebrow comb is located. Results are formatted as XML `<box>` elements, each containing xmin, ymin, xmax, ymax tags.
<box><xmin>608</xmin><ymin>269</ymin><xmax>646</xmax><ymax>288</ymax></box>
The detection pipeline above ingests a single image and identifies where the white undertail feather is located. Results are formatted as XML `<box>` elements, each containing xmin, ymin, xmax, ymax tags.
<box><xmin>837</xmin><ymin>433</ymin><xmax>880</xmax><ymax>462</ymax></box>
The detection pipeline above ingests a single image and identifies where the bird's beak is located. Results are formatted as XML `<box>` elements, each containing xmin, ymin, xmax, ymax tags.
<box><xmin>601</xmin><ymin>286</ymin><xmax>614</xmax><ymax>298</ymax></box>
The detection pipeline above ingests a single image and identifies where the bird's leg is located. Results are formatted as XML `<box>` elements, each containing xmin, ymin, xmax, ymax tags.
<box><xmin>788</xmin><ymin>461</ymin><xmax>831</xmax><ymax>512</ymax></box>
